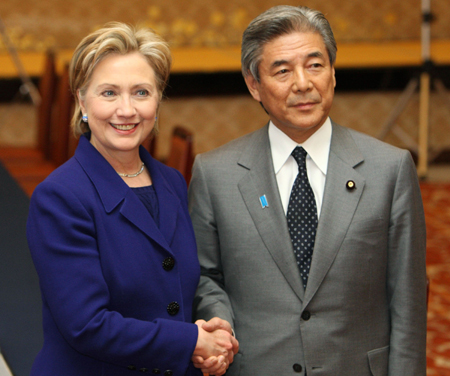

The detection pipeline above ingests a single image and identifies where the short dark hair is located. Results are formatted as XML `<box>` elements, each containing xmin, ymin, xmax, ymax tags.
<box><xmin>241</xmin><ymin>6</ymin><xmax>337</xmax><ymax>82</ymax></box>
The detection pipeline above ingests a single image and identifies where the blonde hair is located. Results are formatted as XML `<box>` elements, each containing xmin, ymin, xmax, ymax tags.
<box><xmin>69</xmin><ymin>22</ymin><xmax>172</xmax><ymax>136</ymax></box>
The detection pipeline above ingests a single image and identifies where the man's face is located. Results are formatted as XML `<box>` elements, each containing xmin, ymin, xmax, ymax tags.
<box><xmin>245</xmin><ymin>31</ymin><xmax>336</xmax><ymax>143</ymax></box>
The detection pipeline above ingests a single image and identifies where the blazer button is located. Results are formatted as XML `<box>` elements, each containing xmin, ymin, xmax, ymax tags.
<box><xmin>127</xmin><ymin>365</ymin><xmax>137</xmax><ymax>370</ymax></box>
<box><xmin>164</xmin><ymin>371</ymin><xmax>173</xmax><ymax>376</ymax></box>
<box><xmin>152</xmin><ymin>369</ymin><xmax>161</xmax><ymax>374</ymax></box>
<box><xmin>293</xmin><ymin>363</ymin><xmax>303</xmax><ymax>373</ymax></box>
<box><xmin>162</xmin><ymin>257</ymin><xmax>175</xmax><ymax>271</ymax></box>
<box><xmin>167</xmin><ymin>301</ymin><xmax>180</xmax><ymax>315</ymax></box>
<box><xmin>139</xmin><ymin>368</ymin><xmax>149</xmax><ymax>373</ymax></box>
<box><xmin>301</xmin><ymin>311</ymin><xmax>311</xmax><ymax>321</ymax></box>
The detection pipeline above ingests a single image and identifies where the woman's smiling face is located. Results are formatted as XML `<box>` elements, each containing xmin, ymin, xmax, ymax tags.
<box><xmin>78</xmin><ymin>52</ymin><xmax>159</xmax><ymax>159</ymax></box>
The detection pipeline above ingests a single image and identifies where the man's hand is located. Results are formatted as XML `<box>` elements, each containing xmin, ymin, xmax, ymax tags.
<box><xmin>192</xmin><ymin>354</ymin><xmax>228</xmax><ymax>376</ymax></box>
<box><xmin>199</xmin><ymin>317</ymin><xmax>234</xmax><ymax>337</ymax></box>
<box><xmin>192</xmin><ymin>318</ymin><xmax>239</xmax><ymax>376</ymax></box>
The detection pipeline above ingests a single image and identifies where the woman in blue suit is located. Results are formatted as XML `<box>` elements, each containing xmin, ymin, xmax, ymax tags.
<box><xmin>27</xmin><ymin>23</ymin><xmax>237</xmax><ymax>376</ymax></box>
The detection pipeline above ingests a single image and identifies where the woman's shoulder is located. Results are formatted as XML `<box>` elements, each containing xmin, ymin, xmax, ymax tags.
<box><xmin>31</xmin><ymin>157</ymin><xmax>93</xmax><ymax>203</ymax></box>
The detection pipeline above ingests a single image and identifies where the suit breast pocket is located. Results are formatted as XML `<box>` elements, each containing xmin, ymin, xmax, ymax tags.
<box><xmin>343</xmin><ymin>217</ymin><xmax>386</xmax><ymax>249</ymax></box>
<box><xmin>351</xmin><ymin>217</ymin><xmax>385</xmax><ymax>235</ymax></box>
<box><xmin>336</xmin><ymin>217</ymin><xmax>388</xmax><ymax>274</ymax></box>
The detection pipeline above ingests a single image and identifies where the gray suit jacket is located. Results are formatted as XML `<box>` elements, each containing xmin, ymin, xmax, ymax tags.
<box><xmin>189</xmin><ymin>121</ymin><xmax>427</xmax><ymax>376</ymax></box>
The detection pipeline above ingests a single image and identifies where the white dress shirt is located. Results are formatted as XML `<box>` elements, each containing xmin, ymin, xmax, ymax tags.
<box><xmin>269</xmin><ymin>118</ymin><xmax>332</xmax><ymax>218</ymax></box>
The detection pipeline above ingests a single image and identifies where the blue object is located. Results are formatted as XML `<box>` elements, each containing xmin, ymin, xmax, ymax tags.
<box><xmin>260</xmin><ymin>195</ymin><xmax>269</xmax><ymax>208</ymax></box>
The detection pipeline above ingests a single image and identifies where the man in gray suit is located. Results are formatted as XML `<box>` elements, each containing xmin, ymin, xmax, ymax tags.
<box><xmin>189</xmin><ymin>5</ymin><xmax>427</xmax><ymax>376</ymax></box>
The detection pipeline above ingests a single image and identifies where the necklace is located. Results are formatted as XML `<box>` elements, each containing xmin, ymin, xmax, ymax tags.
<box><xmin>117</xmin><ymin>162</ymin><xmax>145</xmax><ymax>178</ymax></box>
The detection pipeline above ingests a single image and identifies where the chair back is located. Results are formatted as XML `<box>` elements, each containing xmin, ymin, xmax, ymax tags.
<box><xmin>141</xmin><ymin>135</ymin><xmax>157</xmax><ymax>157</ymax></box>
<box><xmin>50</xmin><ymin>64</ymin><xmax>75</xmax><ymax>166</ymax></box>
<box><xmin>37</xmin><ymin>51</ymin><xmax>57</xmax><ymax>159</ymax></box>
<box><xmin>166</xmin><ymin>126</ymin><xmax>194</xmax><ymax>184</ymax></box>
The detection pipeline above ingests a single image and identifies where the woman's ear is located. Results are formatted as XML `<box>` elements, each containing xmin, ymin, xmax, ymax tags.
<box><xmin>77</xmin><ymin>90</ymin><xmax>86</xmax><ymax>114</ymax></box>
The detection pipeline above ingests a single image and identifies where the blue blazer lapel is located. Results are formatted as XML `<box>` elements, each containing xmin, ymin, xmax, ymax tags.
<box><xmin>304</xmin><ymin>122</ymin><xmax>365</xmax><ymax>305</ymax></box>
<box><xmin>142</xmin><ymin>150</ymin><xmax>181</xmax><ymax>249</ymax></box>
<box><xmin>74</xmin><ymin>135</ymin><xmax>177</xmax><ymax>255</ymax></box>
<box><xmin>119</xmin><ymin>189</ymin><xmax>169</xmax><ymax>248</ymax></box>
<box><xmin>237</xmin><ymin>126</ymin><xmax>304</xmax><ymax>301</ymax></box>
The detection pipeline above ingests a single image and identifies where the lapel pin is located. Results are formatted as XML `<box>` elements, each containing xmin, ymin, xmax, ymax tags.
<box><xmin>259</xmin><ymin>195</ymin><xmax>269</xmax><ymax>209</ymax></box>
<box><xmin>346</xmin><ymin>180</ymin><xmax>356</xmax><ymax>190</ymax></box>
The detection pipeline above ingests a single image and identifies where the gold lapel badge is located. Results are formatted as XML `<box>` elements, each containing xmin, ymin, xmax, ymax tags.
<box><xmin>346</xmin><ymin>180</ymin><xmax>356</xmax><ymax>190</ymax></box>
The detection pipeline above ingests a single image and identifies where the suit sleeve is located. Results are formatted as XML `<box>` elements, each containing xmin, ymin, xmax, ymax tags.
<box><xmin>188</xmin><ymin>155</ymin><xmax>235</xmax><ymax>327</ymax></box>
<box><xmin>27</xmin><ymin>180</ymin><xmax>198</xmax><ymax>373</ymax></box>
<box><xmin>387</xmin><ymin>151</ymin><xmax>427</xmax><ymax>375</ymax></box>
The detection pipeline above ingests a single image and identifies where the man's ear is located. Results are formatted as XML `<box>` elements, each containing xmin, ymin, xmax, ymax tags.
<box><xmin>332</xmin><ymin>66</ymin><xmax>336</xmax><ymax>88</ymax></box>
<box><xmin>244</xmin><ymin>73</ymin><xmax>262</xmax><ymax>102</ymax></box>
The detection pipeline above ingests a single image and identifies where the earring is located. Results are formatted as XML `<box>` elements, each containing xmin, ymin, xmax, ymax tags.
<box><xmin>82</xmin><ymin>114</ymin><xmax>88</xmax><ymax>123</ymax></box>
<box><xmin>155</xmin><ymin>116</ymin><xmax>158</xmax><ymax>120</ymax></box>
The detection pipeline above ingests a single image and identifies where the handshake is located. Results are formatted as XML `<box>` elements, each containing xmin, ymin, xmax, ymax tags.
<box><xmin>192</xmin><ymin>318</ymin><xmax>239</xmax><ymax>376</ymax></box>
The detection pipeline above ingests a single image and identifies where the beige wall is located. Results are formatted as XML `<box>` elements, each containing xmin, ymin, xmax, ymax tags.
<box><xmin>2</xmin><ymin>90</ymin><xmax>449</xmax><ymax>162</ymax></box>
<box><xmin>156</xmin><ymin>91</ymin><xmax>450</xmax><ymax>159</ymax></box>
<box><xmin>1</xmin><ymin>1</ymin><xmax>449</xmax><ymax>160</ymax></box>
<box><xmin>0</xmin><ymin>0</ymin><xmax>449</xmax><ymax>52</ymax></box>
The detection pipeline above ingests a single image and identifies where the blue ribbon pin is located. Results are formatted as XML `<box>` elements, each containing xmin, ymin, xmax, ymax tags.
<box><xmin>259</xmin><ymin>195</ymin><xmax>269</xmax><ymax>209</ymax></box>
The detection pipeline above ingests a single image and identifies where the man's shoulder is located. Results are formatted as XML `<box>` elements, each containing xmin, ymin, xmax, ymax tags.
<box><xmin>334</xmin><ymin>122</ymin><xmax>408</xmax><ymax>158</ymax></box>
<box><xmin>198</xmin><ymin>126</ymin><xmax>267</xmax><ymax>163</ymax></box>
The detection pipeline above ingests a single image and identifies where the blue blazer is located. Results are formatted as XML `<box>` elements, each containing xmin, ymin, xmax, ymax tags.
<box><xmin>27</xmin><ymin>134</ymin><xmax>203</xmax><ymax>376</ymax></box>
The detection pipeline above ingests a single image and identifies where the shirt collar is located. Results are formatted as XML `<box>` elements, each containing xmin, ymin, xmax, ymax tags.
<box><xmin>269</xmin><ymin>117</ymin><xmax>332</xmax><ymax>175</ymax></box>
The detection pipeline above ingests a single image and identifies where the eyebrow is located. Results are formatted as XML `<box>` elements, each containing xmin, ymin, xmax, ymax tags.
<box><xmin>271</xmin><ymin>59</ymin><xmax>289</xmax><ymax>68</ymax></box>
<box><xmin>271</xmin><ymin>51</ymin><xmax>325</xmax><ymax>68</ymax></box>
<box><xmin>97</xmin><ymin>83</ymin><xmax>153</xmax><ymax>87</ymax></box>
<box><xmin>95</xmin><ymin>83</ymin><xmax>154</xmax><ymax>90</ymax></box>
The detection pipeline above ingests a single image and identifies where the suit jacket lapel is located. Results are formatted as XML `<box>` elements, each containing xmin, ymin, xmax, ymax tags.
<box><xmin>303</xmin><ymin>122</ymin><xmax>365</xmax><ymax>305</ymax></box>
<box><xmin>237</xmin><ymin>125</ymin><xmax>305</xmax><ymax>301</ymax></box>
<box><xmin>74</xmin><ymin>135</ymin><xmax>176</xmax><ymax>255</ymax></box>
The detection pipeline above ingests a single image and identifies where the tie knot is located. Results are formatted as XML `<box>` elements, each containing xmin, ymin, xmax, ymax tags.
<box><xmin>291</xmin><ymin>146</ymin><xmax>307</xmax><ymax>168</ymax></box>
